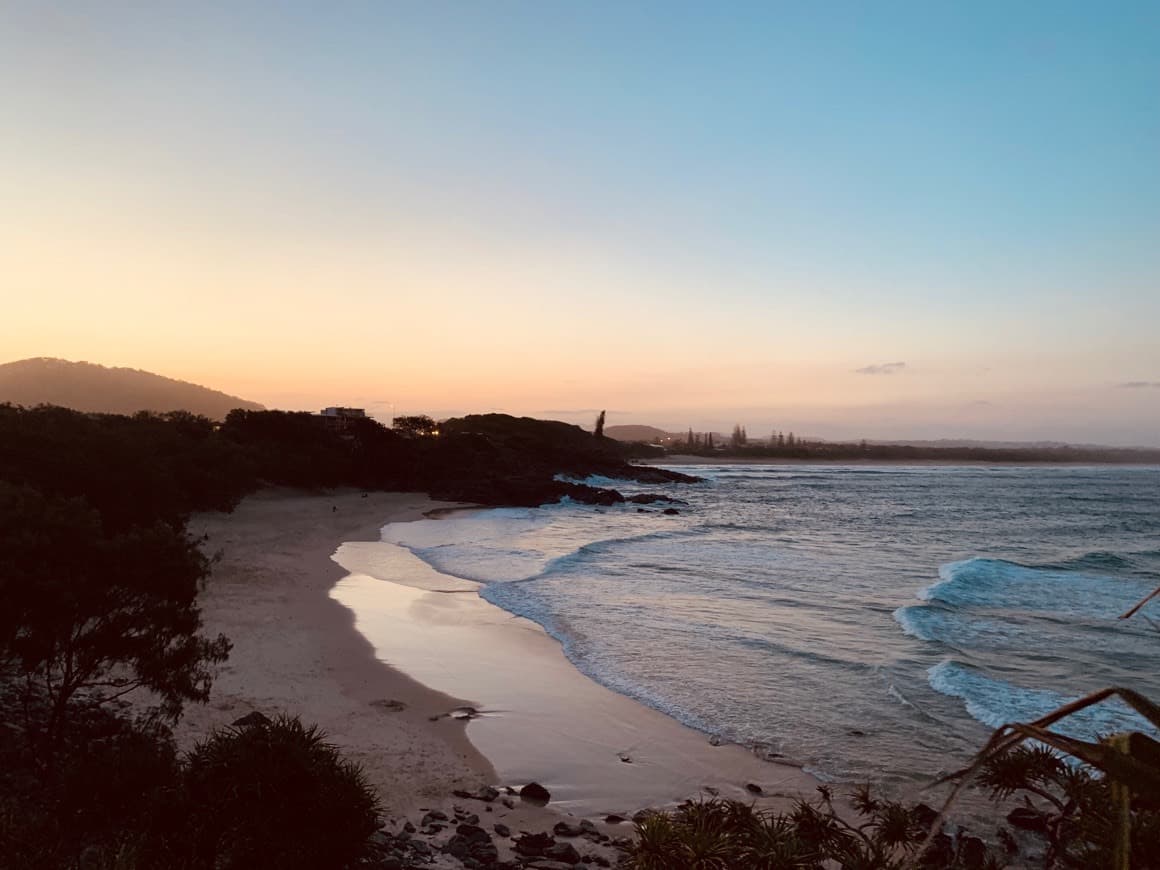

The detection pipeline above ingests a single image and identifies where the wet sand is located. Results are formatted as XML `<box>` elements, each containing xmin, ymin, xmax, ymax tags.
<box><xmin>178</xmin><ymin>488</ymin><xmax>817</xmax><ymax>844</ymax></box>
<box><xmin>176</xmin><ymin>489</ymin><xmax>494</xmax><ymax>815</ymax></box>
<box><xmin>333</xmin><ymin>519</ymin><xmax>818</xmax><ymax>819</ymax></box>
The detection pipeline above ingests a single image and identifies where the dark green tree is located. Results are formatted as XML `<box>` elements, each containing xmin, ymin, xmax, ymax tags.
<box><xmin>391</xmin><ymin>414</ymin><xmax>438</xmax><ymax>437</ymax></box>
<box><xmin>0</xmin><ymin>484</ymin><xmax>230</xmax><ymax>749</ymax></box>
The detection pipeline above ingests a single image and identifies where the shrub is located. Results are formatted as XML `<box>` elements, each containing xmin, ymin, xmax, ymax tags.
<box><xmin>183</xmin><ymin>715</ymin><xmax>381</xmax><ymax>869</ymax></box>
<box><xmin>625</xmin><ymin>790</ymin><xmax>1002</xmax><ymax>870</ymax></box>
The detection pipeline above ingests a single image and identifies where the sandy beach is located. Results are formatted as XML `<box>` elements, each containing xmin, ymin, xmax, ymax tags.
<box><xmin>178</xmin><ymin>487</ymin><xmax>821</xmax><ymax>861</ymax></box>
<box><xmin>178</xmin><ymin>489</ymin><xmax>494</xmax><ymax>813</ymax></box>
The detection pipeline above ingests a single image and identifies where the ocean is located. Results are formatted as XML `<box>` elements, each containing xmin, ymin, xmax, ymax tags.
<box><xmin>380</xmin><ymin>464</ymin><xmax>1160</xmax><ymax>793</ymax></box>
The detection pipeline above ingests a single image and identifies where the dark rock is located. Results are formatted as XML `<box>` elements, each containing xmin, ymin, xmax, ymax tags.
<box><xmin>617</xmin><ymin>752</ymin><xmax>632</xmax><ymax>763</ymax></box>
<box><xmin>625</xmin><ymin>493</ymin><xmax>688</xmax><ymax>505</ymax></box>
<box><xmin>513</xmin><ymin>831</ymin><xmax>555</xmax><ymax>857</ymax></box>
<box><xmin>622</xmin><ymin>466</ymin><xmax>701</xmax><ymax>485</ymax></box>
<box><xmin>662</xmin><ymin>508</ymin><xmax>680</xmax><ymax>515</ymax></box>
<box><xmin>494</xmin><ymin>823</ymin><xmax>511</xmax><ymax>837</ymax></box>
<box><xmin>452</xmin><ymin>784</ymin><xmax>501</xmax><ymax>802</ymax></box>
<box><xmin>604</xmin><ymin>814</ymin><xmax>627</xmax><ymax>824</ymax></box>
<box><xmin>958</xmin><ymin>835</ymin><xmax>987</xmax><ymax>869</ymax></box>
<box><xmin>745</xmin><ymin>782</ymin><xmax>763</xmax><ymax>794</ymax></box>
<box><xmin>456</xmin><ymin>823</ymin><xmax>491</xmax><ymax>844</ymax></box>
<box><xmin>911</xmin><ymin>802</ymin><xmax>940</xmax><ymax>832</ymax></box>
<box><xmin>402</xmin><ymin>821</ymin><xmax>416</xmax><ymax>834</ymax></box>
<box><xmin>708</xmin><ymin>735</ymin><xmax>723</xmax><ymax>746</ymax></box>
<box><xmin>520</xmin><ymin>781</ymin><xmax>552</xmax><ymax>803</ymax></box>
<box><xmin>420</xmin><ymin>810</ymin><xmax>448</xmax><ymax>826</ymax></box>
<box><xmin>445</xmin><ymin>835</ymin><xmax>471</xmax><ymax>859</ymax></box>
<box><xmin>553</xmin><ymin>821</ymin><xmax>583</xmax><ymax>837</ymax></box>
<box><xmin>579</xmin><ymin>819</ymin><xmax>597</xmax><ymax>833</ymax></box>
<box><xmin>231</xmin><ymin>711</ymin><xmax>271</xmax><ymax>728</ymax></box>
<box><xmin>920</xmin><ymin>833</ymin><xmax>955</xmax><ymax>868</ymax></box>
<box><xmin>544</xmin><ymin>841</ymin><xmax>581</xmax><ymax>863</ymax></box>
<box><xmin>1007</xmin><ymin>806</ymin><xmax>1049</xmax><ymax>834</ymax></box>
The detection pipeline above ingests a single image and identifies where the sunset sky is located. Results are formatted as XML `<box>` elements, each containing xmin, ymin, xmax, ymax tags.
<box><xmin>3</xmin><ymin>2</ymin><xmax>1158</xmax><ymax>444</ymax></box>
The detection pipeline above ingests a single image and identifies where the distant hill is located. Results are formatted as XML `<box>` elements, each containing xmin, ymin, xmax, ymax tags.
<box><xmin>603</xmin><ymin>424</ymin><xmax>674</xmax><ymax>443</ymax></box>
<box><xmin>0</xmin><ymin>358</ymin><xmax>264</xmax><ymax>420</ymax></box>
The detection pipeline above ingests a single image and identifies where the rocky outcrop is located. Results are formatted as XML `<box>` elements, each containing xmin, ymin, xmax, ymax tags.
<box><xmin>421</xmin><ymin>414</ymin><xmax>700</xmax><ymax>508</ymax></box>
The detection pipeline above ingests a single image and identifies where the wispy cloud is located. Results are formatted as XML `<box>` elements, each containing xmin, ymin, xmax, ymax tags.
<box><xmin>855</xmin><ymin>361</ymin><xmax>907</xmax><ymax>376</ymax></box>
<box><xmin>1119</xmin><ymin>381</ymin><xmax>1160</xmax><ymax>389</ymax></box>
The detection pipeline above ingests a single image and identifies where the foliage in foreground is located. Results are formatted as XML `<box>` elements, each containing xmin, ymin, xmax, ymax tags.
<box><xmin>973</xmin><ymin>744</ymin><xmax>1160</xmax><ymax>868</ymax></box>
<box><xmin>184</xmin><ymin>714</ymin><xmax>381</xmax><ymax>869</ymax></box>
<box><xmin>0</xmin><ymin>482</ymin><xmax>231</xmax><ymax>750</ymax></box>
<box><xmin>0</xmin><ymin>709</ymin><xmax>381</xmax><ymax>870</ymax></box>
<box><xmin>626</xmin><ymin>789</ymin><xmax>1002</xmax><ymax>870</ymax></box>
<box><xmin>940</xmin><ymin>686</ymin><xmax>1160</xmax><ymax>870</ymax></box>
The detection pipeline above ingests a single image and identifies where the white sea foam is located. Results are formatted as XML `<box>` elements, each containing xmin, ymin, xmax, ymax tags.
<box><xmin>346</xmin><ymin>464</ymin><xmax>1160</xmax><ymax>790</ymax></box>
<box><xmin>920</xmin><ymin>557</ymin><xmax>1154</xmax><ymax>619</ymax></box>
<box><xmin>927</xmin><ymin>660</ymin><xmax>1158</xmax><ymax>738</ymax></box>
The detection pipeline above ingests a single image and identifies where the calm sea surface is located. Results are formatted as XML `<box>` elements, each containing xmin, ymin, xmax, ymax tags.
<box><xmin>384</xmin><ymin>464</ymin><xmax>1160</xmax><ymax>791</ymax></box>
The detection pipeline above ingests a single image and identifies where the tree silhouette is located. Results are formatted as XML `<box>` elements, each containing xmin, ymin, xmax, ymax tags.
<box><xmin>594</xmin><ymin>410</ymin><xmax>606</xmax><ymax>438</ymax></box>
<box><xmin>391</xmin><ymin>415</ymin><xmax>438</xmax><ymax>437</ymax></box>
<box><xmin>0</xmin><ymin>484</ymin><xmax>230</xmax><ymax>750</ymax></box>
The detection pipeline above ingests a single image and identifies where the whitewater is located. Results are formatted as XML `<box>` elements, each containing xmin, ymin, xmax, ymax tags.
<box><xmin>379</xmin><ymin>464</ymin><xmax>1160</xmax><ymax>792</ymax></box>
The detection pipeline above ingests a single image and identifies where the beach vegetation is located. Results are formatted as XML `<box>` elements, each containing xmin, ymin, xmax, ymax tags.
<box><xmin>0</xmin><ymin>483</ymin><xmax>230</xmax><ymax>754</ymax></box>
<box><xmin>626</xmin><ymin>790</ymin><xmax>1001</xmax><ymax>869</ymax></box>
<box><xmin>0</xmin><ymin>705</ymin><xmax>382</xmax><ymax>869</ymax></box>
<box><xmin>182</xmin><ymin>714</ymin><xmax>381</xmax><ymax>869</ymax></box>
<box><xmin>937</xmin><ymin>686</ymin><xmax>1160</xmax><ymax>869</ymax></box>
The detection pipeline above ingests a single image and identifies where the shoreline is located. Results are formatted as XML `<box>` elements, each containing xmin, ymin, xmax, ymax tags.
<box><xmin>177</xmin><ymin>488</ymin><xmax>496</xmax><ymax>816</ymax></box>
<box><xmin>333</xmin><ymin>530</ymin><xmax>820</xmax><ymax>818</ymax></box>
<box><xmin>184</xmin><ymin>487</ymin><xmax>820</xmax><ymax>830</ymax></box>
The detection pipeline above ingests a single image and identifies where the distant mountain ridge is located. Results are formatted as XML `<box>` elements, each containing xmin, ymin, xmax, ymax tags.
<box><xmin>0</xmin><ymin>358</ymin><xmax>263</xmax><ymax>420</ymax></box>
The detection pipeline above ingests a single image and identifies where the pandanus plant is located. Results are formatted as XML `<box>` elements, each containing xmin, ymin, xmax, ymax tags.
<box><xmin>922</xmin><ymin>585</ymin><xmax>1160</xmax><ymax>870</ymax></box>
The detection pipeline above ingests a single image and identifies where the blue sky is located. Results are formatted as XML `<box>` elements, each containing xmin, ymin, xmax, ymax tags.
<box><xmin>2</xmin><ymin>2</ymin><xmax>1158</xmax><ymax>442</ymax></box>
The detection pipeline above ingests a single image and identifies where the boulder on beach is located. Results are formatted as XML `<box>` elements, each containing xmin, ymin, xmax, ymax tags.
<box><xmin>519</xmin><ymin>781</ymin><xmax>552</xmax><ymax>803</ymax></box>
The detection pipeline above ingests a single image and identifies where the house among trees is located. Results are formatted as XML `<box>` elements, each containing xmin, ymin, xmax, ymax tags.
<box><xmin>318</xmin><ymin>406</ymin><xmax>366</xmax><ymax>433</ymax></box>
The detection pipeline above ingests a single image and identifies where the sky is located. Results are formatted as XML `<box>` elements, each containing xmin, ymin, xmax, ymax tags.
<box><xmin>2</xmin><ymin>2</ymin><xmax>1158</xmax><ymax>444</ymax></box>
